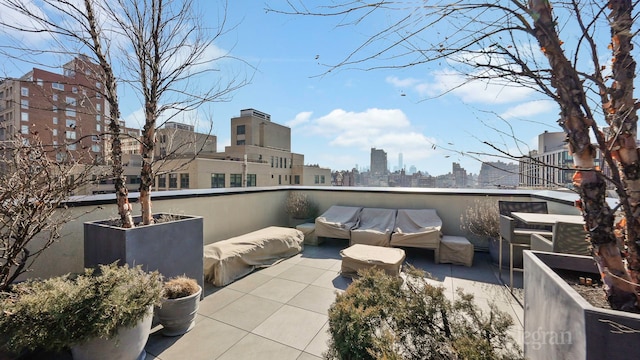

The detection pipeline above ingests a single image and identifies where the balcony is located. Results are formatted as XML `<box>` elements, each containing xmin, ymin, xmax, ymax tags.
<box><xmin>27</xmin><ymin>187</ymin><xmax>582</xmax><ymax>359</ymax></box>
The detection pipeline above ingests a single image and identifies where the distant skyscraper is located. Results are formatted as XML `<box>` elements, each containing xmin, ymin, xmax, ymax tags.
<box><xmin>398</xmin><ymin>153</ymin><xmax>403</xmax><ymax>171</ymax></box>
<box><xmin>370</xmin><ymin>148</ymin><xmax>388</xmax><ymax>175</ymax></box>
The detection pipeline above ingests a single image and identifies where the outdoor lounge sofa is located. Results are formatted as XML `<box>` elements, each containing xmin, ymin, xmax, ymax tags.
<box><xmin>350</xmin><ymin>208</ymin><xmax>397</xmax><ymax>247</ymax></box>
<box><xmin>390</xmin><ymin>209</ymin><xmax>443</xmax><ymax>249</ymax></box>
<box><xmin>315</xmin><ymin>205</ymin><xmax>362</xmax><ymax>240</ymax></box>
<box><xmin>203</xmin><ymin>226</ymin><xmax>304</xmax><ymax>287</ymax></box>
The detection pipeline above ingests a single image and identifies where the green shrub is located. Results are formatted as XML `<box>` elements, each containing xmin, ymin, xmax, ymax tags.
<box><xmin>0</xmin><ymin>263</ymin><xmax>162</xmax><ymax>354</ymax></box>
<box><xmin>325</xmin><ymin>266</ymin><xmax>523</xmax><ymax>360</ymax></box>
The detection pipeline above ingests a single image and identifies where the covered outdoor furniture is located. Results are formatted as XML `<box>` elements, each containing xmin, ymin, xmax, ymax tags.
<box><xmin>315</xmin><ymin>205</ymin><xmax>362</xmax><ymax>240</ymax></box>
<box><xmin>296</xmin><ymin>222</ymin><xmax>321</xmax><ymax>245</ymax></box>
<box><xmin>350</xmin><ymin>208</ymin><xmax>397</xmax><ymax>247</ymax></box>
<box><xmin>340</xmin><ymin>244</ymin><xmax>406</xmax><ymax>277</ymax></box>
<box><xmin>203</xmin><ymin>226</ymin><xmax>304</xmax><ymax>287</ymax></box>
<box><xmin>531</xmin><ymin>221</ymin><xmax>589</xmax><ymax>256</ymax></box>
<box><xmin>439</xmin><ymin>236</ymin><xmax>474</xmax><ymax>267</ymax></box>
<box><xmin>390</xmin><ymin>209</ymin><xmax>443</xmax><ymax>256</ymax></box>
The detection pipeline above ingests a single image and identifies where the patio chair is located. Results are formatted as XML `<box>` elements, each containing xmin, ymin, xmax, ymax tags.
<box><xmin>498</xmin><ymin>201</ymin><xmax>553</xmax><ymax>291</ymax></box>
<box><xmin>350</xmin><ymin>208</ymin><xmax>397</xmax><ymax>247</ymax></box>
<box><xmin>530</xmin><ymin>221</ymin><xmax>590</xmax><ymax>256</ymax></box>
<box><xmin>315</xmin><ymin>205</ymin><xmax>362</xmax><ymax>240</ymax></box>
<box><xmin>390</xmin><ymin>209</ymin><xmax>443</xmax><ymax>260</ymax></box>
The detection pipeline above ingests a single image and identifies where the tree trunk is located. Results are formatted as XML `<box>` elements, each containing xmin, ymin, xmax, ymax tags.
<box><xmin>528</xmin><ymin>0</ymin><xmax>639</xmax><ymax>311</ymax></box>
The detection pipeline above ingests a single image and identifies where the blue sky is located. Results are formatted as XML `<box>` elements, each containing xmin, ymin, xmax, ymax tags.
<box><xmin>0</xmin><ymin>1</ymin><xmax>566</xmax><ymax>176</ymax></box>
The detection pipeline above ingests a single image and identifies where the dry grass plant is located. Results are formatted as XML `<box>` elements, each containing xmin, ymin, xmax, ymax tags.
<box><xmin>163</xmin><ymin>276</ymin><xmax>199</xmax><ymax>299</ymax></box>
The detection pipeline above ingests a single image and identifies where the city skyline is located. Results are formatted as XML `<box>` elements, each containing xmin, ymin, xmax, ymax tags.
<box><xmin>0</xmin><ymin>2</ymin><xmax>565</xmax><ymax>176</ymax></box>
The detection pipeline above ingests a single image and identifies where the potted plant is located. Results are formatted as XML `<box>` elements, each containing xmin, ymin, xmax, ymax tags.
<box><xmin>524</xmin><ymin>251</ymin><xmax>640</xmax><ymax>359</ymax></box>
<box><xmin>460</xmin><ymin>198</ymin><xmax>505</xmax><ymax>266</ymax></box>
<box><xmin>0</xmin><ymin>263</ymin><xmax>162</xmax><ymax>360</ymax></box>
<box><xmin>155</xmin><ymin>276</ymin><xmax>202</xmax><ymax>336</ymax></box>
<box><xmin>285</xmin><ymin>192</ymin><xmax>319</xmax><ymax>227</ymax></box>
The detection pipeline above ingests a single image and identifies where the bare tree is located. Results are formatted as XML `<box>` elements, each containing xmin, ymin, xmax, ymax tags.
<box><xmin>0</xmin><ymin>0</ymin><xmax>248</xmax><ymax>227</ymax></box>
<box><xmin>269</xmin><ymin>1</ymin><xmax>640</xmax><ymax>311</ymax></box>
<box><xmin>105</xmin><ymin>0</ymin><xmax>246</xmax><ymax>225</ymax></box>
<box><xmin>0</xmin><ymin>136</ymin><xmax>93</xmax><ymax>291</ymax></box>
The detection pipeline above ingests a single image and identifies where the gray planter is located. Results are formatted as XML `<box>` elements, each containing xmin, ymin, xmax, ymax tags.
<box><xmin>84</xmin><ymin>213</ymin><xmax>204</xmax><ymax>291</ymax></box>
<box><xmin>524</xmin><ymin>251</ymin><xmax>640</xmax><ymax>360</ymax></box>
<box><xmin>71</xmin><ymin>305</ymin><xmax>153</xmax><ymax>360</ymax></box>
<box><xmin>156</xmin><ymin>286</ymin><xmax>202</xmax><ymax>336</ymax></box>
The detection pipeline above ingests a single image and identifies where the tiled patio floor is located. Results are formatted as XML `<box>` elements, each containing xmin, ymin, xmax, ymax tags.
<box><xmin>145</xmin><ymin>239</ymin><xmax>524</xmax><ymax>360</ymax></box>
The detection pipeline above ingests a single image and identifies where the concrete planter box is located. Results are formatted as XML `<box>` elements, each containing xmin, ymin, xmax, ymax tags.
<box><xmin>84</xmin><ymin>213</ymin><xmax>204</xmax><ymax>291</ymax></box>
<box><xmin>524</xmin><ymin>251</ymin><xmax>640</xmax><ymax>360</ymax></box>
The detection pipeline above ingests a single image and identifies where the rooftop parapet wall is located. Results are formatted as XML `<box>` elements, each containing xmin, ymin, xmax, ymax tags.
<box><xmin>29</xmin><ymin>187</ymin><xmax>582</xmax><ymax>281</ymax></box>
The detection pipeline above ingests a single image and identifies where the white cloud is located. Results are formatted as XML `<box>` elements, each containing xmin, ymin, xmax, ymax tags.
<box><xmin>386</xmin><ymin>76</ymin><xmax>420</xmax><ymax>88</ymax></box>
<box><xmin>500</xmin><ymin>100</ymin><xmax>557</xmax><ymax>120</ymax></box>
<box><xmin>287</xmin><ymin>111</ymin><xmax>313</xmax><ymax>127</ymax></box>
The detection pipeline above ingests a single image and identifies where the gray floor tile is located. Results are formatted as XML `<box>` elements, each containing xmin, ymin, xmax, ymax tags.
<box><xmin>146</xmin><ymin>317</ymin><xmax>247</xmax><ymax>360</ymax></box>
<box><xmin>297</xmin><ymin>352</ymin><xmax>323</xmax><ymax>360</ymax></box>
<box><xmin>210</xmin><ymin>293</ymin><xmax>284</xmax><ymax>331</ymax></box>
<box><xmin>311</xmin><ymin>270</ymin><xmax>351</xmax><ymax>291</ymax></box>
<box><xmin>258</xmin><ymin>261</ymin><xmax>294</xmax><ymax>277</ymax></box>
<box><xmin>250</xmin><ymin>277</ymin><xmax>308</xmax><ymax>303</ymax></box>
<box><xmin>226</xmin><ymin>272</ymin><xmax>274</xmax><ymax>293</ymax></box>
<box><xmin>252</xmin><ymin>305</ymin><xmax>328</xmax><ymax>351</ymax></box>
<box><xmin>304</xmin><ymin>320</ymin><xmax>331</xmax><ymax>357</ymax></box>
<box><xmin>450</xmin><ymin>277</ymin><xmax>511</xmax><ymax>303</ymax></box>
<box><xmin>288</xmin><ymin>285</ymin><xmax>339</xmax><ymax>314</ymax></box>
<box><xmin>198</xmin><ymin>288</ymin><xmax>244</xmax><ymax>317</ymax></box>
<box><xmin>277</xmin><ymin>264</ymin><xmax>327</xmax><ymax>284</ymax></box>
<box><xmin>297</xmin><ymin>256</ymin><xmax>341</xmax><ymax>270</ymax></box>
<box><xmin>217</xmin><ymin>333</ymin><xmax>301</xmax><ymax>360</ymax></box>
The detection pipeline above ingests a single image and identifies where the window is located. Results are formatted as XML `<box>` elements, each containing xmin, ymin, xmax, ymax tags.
<box><xmin>72</xmin><ymin>87</ymin><xmax>78</xmax><ymax>94</ymax></box>
<box><xmin>236</xmin><ymin>139</ymin><xmax>245</xmax><ymax>145</ymax></box>
<box><xmin>21</xmin><ymin>112</ymin><xmax>28</xmax><ymax>122</ymax></box>
<box><xmin>271</xmin><ymin>156</ymin><xmax>274</xmax><ymax>168</ymax></box>
<box><xmin>96</xmin><ymin>124</ymin><xmax>101</xmax><ymax>131</ymax></box>
<box><xmin>91</xmin><ymin>144</ymin><xmax>100</xmax><ymax>152</ymax></box>
<box><xmin>96</xmin><ymin>103</ymin><xmax>101</xmax><ymax>111</ymax></box>
<box><xmin>37</xmin><ymin>79</ymin><xmax>43</xmax><ymax>87</ymax></box>
<box><xmin>52</xmin><ymin>129</ymin><xmax>58</xmax><ymax>136</ymax></box>
<box><xmin>65</xmin><ymin>108</ymin><xmax>76</xmax><ymax>117</ymax></box>
<box><xmin>52</xmin><ymin>94</ymin><xmax>58</xmax><ymax>101</ymax></box>
<box><xmin>321</xmin><ymin>175</ymin><xmax>325</xmax><ymax>184</ymax></box>
<box><xmin>294</xmin><ymin>175</ymin><xmax>300</xmax><ymax>185</ymax></box>
<box><xmin>21</xmin><ymin>125</ymin><xmax>29</xmax><ymax>134</ymax></box>
<box><xmin>53</xmin><ymin>105</ymin><xmax>58</xmax><ymax>112</ymax></box>
<box><xmin>158</xmin><ymin>175</ymin><xmax>166</xmax><ymax>188</ymax></box>
<box><xmin>53</xmin><ymin>117</ymin><xmax>58</xmax><ymax>124</ymax></box>
<box><xmin>247</xmin><ymin>174</ymin><xmax>256</xmax><ymax>187</ymax></box>
<box><xmin>96</xmin><ymin>92</ymin><xmax>102</xmax><ymax>99</ymax></box>
<box><xmin>21</xmin><ymin>87</ymin><xmax>28</xmax><ymax>96</ymax></box>
<box><xmin>284</xmin><ymin>158</ymin><xmax>287</xmax><ymax>168</ymax></box>
<box><xmin>66</xmin><ymin>143</ymin><xmax>76</xmax><ymax>150</ymax></box>
<box><xmin>180</xmin><ymin>173</ymin><xmax>189</xmax><ymax>189</ymax></box>
<box><xmin>65</xmin><ymin>96</ymin><xmax>77</xmax><ymax>106</ymax></box>
<box><xmin>96</xmin><ymin>115</ymin><xmax>101</xmax><ymax>122</ymax></box>
<box><xmin>91</xmin><ymin>135</ymin><xmax>99</xmax><ymax>142</ymax></box>
<box><xmin>66</xmin><ymin>119</ymin><xmax>76</xmax><ymax>128</ymax></box>
<box><xmin>230</xmin><ymin>174</ymin><xmax>242</xmax><ymax>187</ymax></box>
<box><xmin>237</xmin><ymin>125</ymin><xmax>245</xmax><ymax>135</ymax></box>
<box><xmin>65</xmin><ymin>131</ymin><xmax>76</xmax><ymax>139</ymax></box>
<box><xmin>211</xmin><ymin>173</ymin><xmax>225</xmax><ymax>188</ymax></box>
<box><xmin>169</xmin><ymin>173</ymin><xmax>178</xmax><ymax>188</ymax></box>
<box><xmin>314</xmin><ymin>175</ymin><xmax>320</xmax><ymax>184</ymax></box>
<box><xmin>280</xmin><ymin>158</ymin><xmax>283</xmax><ymax>168</ymax></box>
<box><xmin>52</xmin><ymin>83</ymin><xmax>64</xmax><ymax>91</ymax></box>
<box><xmin>20</xmin><ymin>99</ymin><xmax>28</xmax><ymax>109</ymax></box>
<box><xmin>96</xmin><ymin>82</ymin><xmax>102</xmax><ymax>89</ymax></box>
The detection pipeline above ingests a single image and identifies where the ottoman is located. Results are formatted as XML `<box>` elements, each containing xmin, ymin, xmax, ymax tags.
<box><xmin>340</xmin><ymin>244</ymin><xmax>406</xmax><ymax>277</ymax></box>
<box><xmin>296</xmin><ymin>223</ymin><xmax>322</xmax><ymax>245</ymax></box>
<box><xmin>439</xmin><ymin>236</ymin><xmax>474</xmax><ymax>267</ymax></box>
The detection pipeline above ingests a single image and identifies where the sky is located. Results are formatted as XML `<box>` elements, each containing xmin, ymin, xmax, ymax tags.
<box><xmin>0</xmin><ymin>1</ymin><xmax>569</xmax><ymax>176</ymax></box>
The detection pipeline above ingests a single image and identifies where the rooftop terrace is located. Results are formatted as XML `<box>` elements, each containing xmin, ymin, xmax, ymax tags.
<box><xmin>25</xmin><ymin>186</ymin><xmax>579</xmax><ymax>359</ymax></box>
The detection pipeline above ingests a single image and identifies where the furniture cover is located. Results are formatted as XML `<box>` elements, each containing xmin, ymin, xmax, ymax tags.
<box><xmin>439</xmin><ymin>236</ymin><xmax>474</xmax><ymax>267</ymax></box>
<box><xmin>350</xmin><ymin>208</ymin><xmax>397</xmax><ymax>247</ymax></box>
<box><xmin>203</xmin><ymin>226</ymin><xmax>304</xmax><ymax>287</ymax></box>
<box><xmin>390</xmin><ymin>209</ymin><xmax>442</xmax><ymax>248</ymax></box>
<box><xmin>315</xmin><ymin>206</ymin><xmax>362</xmax><ymax>240</ymax></box>
<box><xmin>340</xmin><ymin>244</ymin><xmax>406</xmax><ymax>277</ymax></box>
